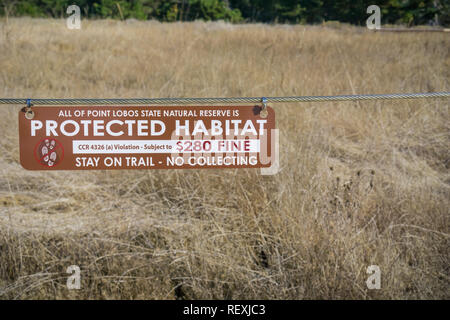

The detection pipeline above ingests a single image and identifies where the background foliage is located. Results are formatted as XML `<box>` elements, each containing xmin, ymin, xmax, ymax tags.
<box><xmin>1</xmin><ymin>0</ymin><xmax>449</xmax><ymax>26</ymax></box>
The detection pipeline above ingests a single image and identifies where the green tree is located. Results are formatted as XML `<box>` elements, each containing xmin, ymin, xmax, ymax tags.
<box><xmin>2</xmin><ymin>0</ymin><xmax>449</xmax><ymax>26</ymax></box>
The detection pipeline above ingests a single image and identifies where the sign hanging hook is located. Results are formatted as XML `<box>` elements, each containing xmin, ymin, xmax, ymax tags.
<box><xmin>260</xmin><ymin>97</ymin><xmax>268</xmax><ymax>118</ymax></box>
<box><xmin>24</xmin><ymin>99</ymin><xmax>34</xmax><ymax>120</ymax></box>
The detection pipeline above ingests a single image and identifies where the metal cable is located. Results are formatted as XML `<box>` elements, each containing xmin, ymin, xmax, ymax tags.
<box><xmin>0</xmin><ymin>92</ymin><xmax>449</xmax><ymax>106</ymax></box>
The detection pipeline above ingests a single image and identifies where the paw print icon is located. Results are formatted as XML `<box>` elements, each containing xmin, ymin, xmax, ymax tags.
<box><xmin>34</xmin><ymin>138</ymin><xmax>64</xmax><ymax>167</ymax></box>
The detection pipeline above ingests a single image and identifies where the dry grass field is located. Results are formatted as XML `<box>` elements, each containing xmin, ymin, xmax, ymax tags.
<box><xmin>0</xmin><ymin>18</ymin><xmax>449</xmax><ymax>299</ymax></box>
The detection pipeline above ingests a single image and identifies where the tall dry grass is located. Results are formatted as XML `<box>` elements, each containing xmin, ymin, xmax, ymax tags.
<box><xmin>0</xmin><ymin>18</ymin><xmax>449</xmax><ymax>299</ymax></box>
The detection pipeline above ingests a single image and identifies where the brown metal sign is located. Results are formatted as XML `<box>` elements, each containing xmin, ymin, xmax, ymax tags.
<box><xmin>19</xmin><ymin>106</ymin><xmax>275</xmax><ymax>170</ymax></box>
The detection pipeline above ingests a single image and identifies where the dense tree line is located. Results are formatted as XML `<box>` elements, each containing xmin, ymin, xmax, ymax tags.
<box><xmin>2</xmin><ymin>0</ymin><xmax>449</xmax><ymax>26</ymax></box>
